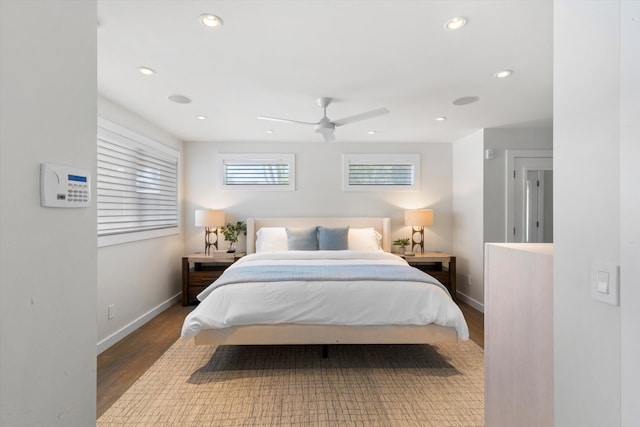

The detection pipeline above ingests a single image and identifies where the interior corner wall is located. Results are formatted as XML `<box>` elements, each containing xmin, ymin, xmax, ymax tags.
<box><xmin>96</xmin><ymin>96</ymin><xmax>184</xmax><ymax>352</ymax></box>
<box><xmin>183</xmin><ymin>141</ymin><xmax>453</xmax><ymax>255</ymax></box>
<box><xmin>452</xmin><ymin>130</ymin><xmax>484</xmax><ymax>311</ymax></box>
<box><xmin>483</xmin><ymin>127</ymin><xmax>553</xmax><ymax>244</ymax></box>
<box><xmin>554</xmin><ymin>2</ymin><xmax>622</xmax><ymax>426</ymax></box>
<box><xmin>0</xmin><ymin>1</ymin><xmax>97</xmax><ymax>425</ymax></box>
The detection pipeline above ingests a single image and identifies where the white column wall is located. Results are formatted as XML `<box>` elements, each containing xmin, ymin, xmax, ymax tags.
<box><xmin>620</xmin><ymin>1</ymin><xmax>640</xmax><ymax>425</ymax></box>
<box><xmin>0</xmin><ymin>1</ymin><xmax>97</xmax><ymax>425</ymax></box>
<box><xmin>553</xmin><ymin>2</ymin><xmax>622</xmax><ymax>425</ymax></box>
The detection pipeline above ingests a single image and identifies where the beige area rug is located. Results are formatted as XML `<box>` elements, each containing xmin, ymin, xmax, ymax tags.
<box><xmin>98</xmin><ymin>338</ymin><xmax>484</xmax><ymax>427</ymax></box>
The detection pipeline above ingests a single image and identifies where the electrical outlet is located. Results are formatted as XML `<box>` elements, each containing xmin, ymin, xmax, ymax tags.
<box><xmin>107</xmin><ymin>304</ymin><xmax>115</xmax><ymax>320</ymax></box>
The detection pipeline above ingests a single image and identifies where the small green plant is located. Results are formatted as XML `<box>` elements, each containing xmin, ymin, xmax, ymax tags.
<box><xmin>221</xmin><ymin>221</ymin><xmax>247</xmax><ymax>243</ymax></box>
<box><xmin>393</xmin><ymin>238</ymin><xmax>410</xmax><ymax>248</ymax></box>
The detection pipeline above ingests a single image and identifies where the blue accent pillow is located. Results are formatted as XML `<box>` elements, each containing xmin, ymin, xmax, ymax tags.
<box><xmin>286</xmin><ymin>227</ymin><xmax>318</xmax><ymax>250</ymax></box>
<box><xmin>318</xmin><ymin>226</ymin><xmax>349</xmax><ymax>250</ymax></box>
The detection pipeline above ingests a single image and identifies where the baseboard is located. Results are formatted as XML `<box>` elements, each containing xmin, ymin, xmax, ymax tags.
<box><xmin>456</xmin><ymin>291</ymin><xmax>484</xmax><ymax>313</ymax></box>
<box><xmin>97</xmin><ymin>293</ymin><xmax>182</xmax><ymax>355</ymax></box>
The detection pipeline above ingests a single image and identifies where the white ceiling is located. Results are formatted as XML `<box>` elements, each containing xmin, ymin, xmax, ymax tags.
<box><xmin>97</xmin><ymin>1</ymin><xmax>553</xmax><ymax>144</ymax></box>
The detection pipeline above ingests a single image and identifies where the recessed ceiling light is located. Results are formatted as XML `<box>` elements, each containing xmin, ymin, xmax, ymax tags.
<box><xmin>494</xmin><ymin>69</ymin><xmax>514</xmax><ymax>79</ymax></box>
<box><xmin>168</xmin><ymin>94</ymin><xmax>191</xmax><ymax>104</ymax></box>
<box><xmin>444</xmin><ymin>16</ymin><xmax>468</xmax><ymax>31</ymax></box>
<box><xmin>436</xmin><ymin>117</ymin><xmax>447</xmax><ymax>122</ymax></box>
<box><xmin>265</xmin><ymin>130</ymin><xmax>274</xmax><ymax>134</ymax></box>
<box><xmin>138</xmin><ymin>66</ymin><xmax>155</xmax><ymax>76</ymax></box>
<box><xmin>368</xmin><ymin>131</ymin><xmax>376</xmax><ymax>135</ymax></box>
<box><xmin>452</xmin><ymin>96</ymin><xmax>480</xmax><ymax>106</ymax></box>
<box><xmin>199</xmin><ymin>13</ymin><xmax>223</xmax><ymax>28</ymax></box>
<box><xmin>196</xmin><ymin>115</ymin><xmax>207</xmax><ymax>120</ymax></box>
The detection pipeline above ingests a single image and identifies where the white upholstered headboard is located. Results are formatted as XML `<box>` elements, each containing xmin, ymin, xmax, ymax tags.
<box><xmin>246</xmin><ymin>217</ymin><xmax>391</xmax><ymax>254</ymax></box>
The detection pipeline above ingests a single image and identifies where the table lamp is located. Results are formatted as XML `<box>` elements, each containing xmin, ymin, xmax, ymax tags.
<box><xmin>195</xmin><ymin>209</ymin><xmax>225</xmax><ymax>255</ymax></box>
<box><xmin>404</xmin><ymin>209</ymin><xmax>434</xmax><ymax>255</ymax></box>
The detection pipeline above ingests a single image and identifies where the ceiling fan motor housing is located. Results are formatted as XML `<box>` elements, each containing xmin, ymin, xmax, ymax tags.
<box><xmin>315</xmin><ymin>117</ymin><xmax>335</xmax><ymax>133</ymax></box>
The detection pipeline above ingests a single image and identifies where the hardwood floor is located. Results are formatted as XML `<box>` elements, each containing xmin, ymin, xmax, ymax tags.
<box><xmin>96</xmin><ymin>301</ymin><xmax>484</xmax><ymax>418</ymax></box>
<box><xmin>459</xmin><ymin>301</ymin><xmax>485</xmax><ymax>349</ymax></box>
<box><xmin>96</xmin><ymin>303</ymin><xmax>194</xmax><ymax>418</ymax></box>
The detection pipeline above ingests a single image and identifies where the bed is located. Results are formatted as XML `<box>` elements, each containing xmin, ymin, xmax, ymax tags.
<box><xmin>181</xmin><ymin>217</ymin><xmax>468</xmax><ymax>347</ymax></box>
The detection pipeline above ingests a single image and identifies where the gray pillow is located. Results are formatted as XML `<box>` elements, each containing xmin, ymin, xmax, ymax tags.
<box><xmin>318</xmin><ymin>226</ymin><xmax>349</xmax><ymax>250</ymax></box>
<box><xmin>286</xmin><ymin>227</ymin><xmax>318</xmax><ymax>250</ymax></box>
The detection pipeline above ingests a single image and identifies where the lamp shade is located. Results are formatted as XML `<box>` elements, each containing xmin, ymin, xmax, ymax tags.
<box><xmin>404</xmin><ymin>209</ymin><xmax>434</xmax><ymax>227</ymax></box>
<box><xmin>195</xmin><ymin>209</ymin><xmax>225</xmax><ymax>227</ymax></box>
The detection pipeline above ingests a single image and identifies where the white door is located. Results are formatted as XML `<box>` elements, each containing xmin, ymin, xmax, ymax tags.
<box><xmin>506</xmin><ymin>151</ymin><xmax>553</xmax><ymax>243</ymax></box>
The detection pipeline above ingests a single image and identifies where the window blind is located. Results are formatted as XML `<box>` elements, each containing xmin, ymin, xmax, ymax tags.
<box><xmin>218</xmin><ymin>154</ymin><xmax>295</xmax><ymax>191</ymax></box>
<box><xmin>224</xmin><ymin>162</ymin><xmax>290</xmax><ymax>185</ymax></box>
<box><xmin>348</xmin><ymin>164</ymin><xmax>414</xmax><ymax>185</ymax></box>
<box><xmin>97</xmin><ymin>135</ymin><xmax>178</xmax><ymax>236</ymax></box>
<box><xmin>342</xmin><ymin>154</ymin><xmax>420</xmax><ymax>191</ymax></box>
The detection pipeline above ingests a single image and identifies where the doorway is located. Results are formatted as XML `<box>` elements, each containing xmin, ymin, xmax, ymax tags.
<box><xmin>506</xmin><ymin>150</ymin><xmax>553</xmax><ymax>243</ymax></box>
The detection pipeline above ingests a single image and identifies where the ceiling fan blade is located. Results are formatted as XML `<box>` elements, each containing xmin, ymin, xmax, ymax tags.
<box><xmin>332</xmin><ymin>107</ymin><xmax>390</xmax><ymax>127</ymax></box>
<box><xmin>258</xmin><ymin>116</ymin><xmax>317</xmax><ymax>125</ymax></box>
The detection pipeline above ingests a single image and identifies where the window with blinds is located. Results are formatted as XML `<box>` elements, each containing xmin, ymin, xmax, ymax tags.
<box><xmin>218</xmin><ymin>154</ymin><xmax>295</xmax><ymax>191</ymax></box>
<box><xmin>97</xmin><ymin>119</ymin><xmax>179</xmax><ymax>242</ymax></box>
<box><xmin>343</xmin><ymin>154</ymin><xmax>420</xmax><ymax>191</ymax></box>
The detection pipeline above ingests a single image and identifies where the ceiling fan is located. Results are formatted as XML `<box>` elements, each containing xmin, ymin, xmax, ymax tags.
<box><xmin>258</xmin><ymin>97</ymin><xmax>389</xmax><ymax>142</ymax></box>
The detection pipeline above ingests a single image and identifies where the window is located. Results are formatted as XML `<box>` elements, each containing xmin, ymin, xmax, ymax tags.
<box><xmin>343</xmin><ymin>154</ymin><xmax>420</xmax><ymax>191</ymax></box>
<box><xmin>218</xmin><ymin>154</ymin><xmax>295</xmax><ymax>191</ymax></box>
<box><xmin>97</xmin><ymin>118</ymin><xmax>180</xmax><ymax>246</ymax></box>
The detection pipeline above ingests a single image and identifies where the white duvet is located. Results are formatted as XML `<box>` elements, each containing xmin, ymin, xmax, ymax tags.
<box><xmin>181</xmin><ymin>251</ymin><xmax>469</xmax><ymax>340</ymax></box>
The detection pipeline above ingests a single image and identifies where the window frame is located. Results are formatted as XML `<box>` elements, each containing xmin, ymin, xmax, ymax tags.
<box><xmin>217</xmin><ymin>153</ymin><xmax>296</xmax><ymax>191</ymax></box>
<box><xmin>342</xmin><ymin>153</ymin><xmax>421</xmax><ymax>191</ymax></box>
<box><xmin>97</xmin><ymin>118</ymin><xmax>181</xmax><ymax>247</ymax></box>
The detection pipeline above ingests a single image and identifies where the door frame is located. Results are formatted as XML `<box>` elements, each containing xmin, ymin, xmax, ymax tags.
<box><xmin>505</xmin><ymin>150</ymin><xmax>553</xmax><ymax>242</ymax></box>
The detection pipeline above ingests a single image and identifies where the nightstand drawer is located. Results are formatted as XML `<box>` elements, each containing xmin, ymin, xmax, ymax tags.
<box><xmin>425</xmin><ymin>269</ymin><xmax>450</xmax><ymax>283</ymax></box>
<box><xmin>189</xmin><ymin>269</ymin><xmax>224</xmax><ymax>285</ymax></box>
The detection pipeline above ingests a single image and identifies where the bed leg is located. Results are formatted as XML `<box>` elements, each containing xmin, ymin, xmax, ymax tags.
<box><xmin>322</xmin><ymin>344</ymin><xmax>329</xmax><ymax>359</ymax></box>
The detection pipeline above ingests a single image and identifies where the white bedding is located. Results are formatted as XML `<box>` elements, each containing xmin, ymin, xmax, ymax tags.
<box><xmin>181</xmin><ymin>251</ymin><xmax>469</xmax><ymax>340</ymax></box>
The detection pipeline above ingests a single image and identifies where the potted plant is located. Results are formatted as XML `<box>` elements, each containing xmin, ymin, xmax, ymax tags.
<box><xmin>221</xmin><ymin>221</ymin><xmax>247</xmax><ymax>253</ymax></box>
<box><xmin>393</xmin><ymin>237</ymin><xmax>411</xmax><ymax>254</ymax></box>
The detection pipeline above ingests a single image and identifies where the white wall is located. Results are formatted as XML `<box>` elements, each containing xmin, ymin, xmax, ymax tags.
<box><xmin>452</xmin><ymin>127</ymin><xmax>553</xmax><ymax>313</ymax></box>
<box><xmin>184</xmin><ymin>141</ymin><xmax>452</xmax><ymax>255</ymax></box>
<box><xmin>483</xmin><ymin>127</ymin><xmax>553</xmax><ymax>243</ymax></box>
<box><xmin>96</xmin><ymin>96</ymin><xmax>184</xmax><ymax>353</ymax></box>
<box><xmin>452</xmin><ymin>130</ymin><xmax>484</xmax><ymax>310</ymax></box>
<box><xmin>0</xmin><ymin>1</ymin><xmax>97</xmax><ymax>425</ymax></box>
<box><xmin>620</xmin><ymin>2</ymin><xmax>640</xmax><ymax>424</ymax></box>
<box><xmin>554</xmin><ymin>2</ymin><xmax>624</xmax><ymax>425</ymax></box>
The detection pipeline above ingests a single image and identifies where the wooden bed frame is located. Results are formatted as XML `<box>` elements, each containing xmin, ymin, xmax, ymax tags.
<box><xmin>193</xmin><ymin>217</ymin><xmax>461</xmax><ymax>346</ymax></box>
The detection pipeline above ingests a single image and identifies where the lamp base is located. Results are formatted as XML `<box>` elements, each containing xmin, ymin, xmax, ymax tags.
<box><xmin>204</xmin><ymin>227</ymin><xmax>219</xmax><ymax>255</ymax></box>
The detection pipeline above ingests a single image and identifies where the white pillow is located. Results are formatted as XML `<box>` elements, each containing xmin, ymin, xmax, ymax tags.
<box><xmin>255</xmin><ymin>227</ymin><xmax>288</xmax><ymax>252</ymax></box>
<box><xmin>348</xmin><ymin>228</ymin><xmax>383</xmax><ymax>251</ymax></box>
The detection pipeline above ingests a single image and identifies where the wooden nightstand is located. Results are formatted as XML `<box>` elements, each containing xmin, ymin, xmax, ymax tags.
<box><xmin>182</xmin><ymin>253</ymin><xmax>244</xmax><ymax>306</ymax></box>
<box><xmin>404</xmin><ymin>252</ymin><xmax>457</xmax><ymax>301</ymax></box>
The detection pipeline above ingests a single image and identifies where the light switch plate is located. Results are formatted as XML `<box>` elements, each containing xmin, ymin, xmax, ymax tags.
<box><xmin>591</xmin><ymin>262</ymin><xmax>619</xmax><ymax>305</ymax></box>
